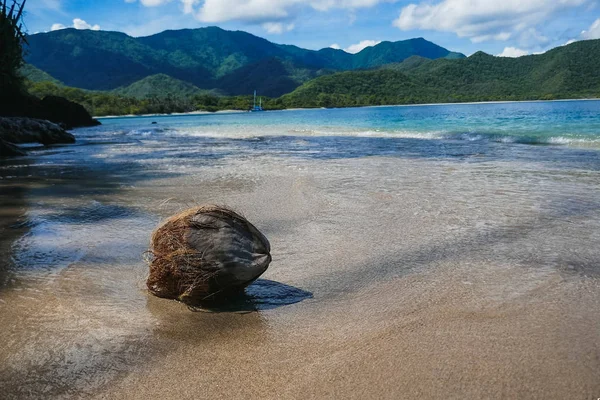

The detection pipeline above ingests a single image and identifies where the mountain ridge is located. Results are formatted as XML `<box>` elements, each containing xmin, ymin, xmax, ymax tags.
<box><xmin>281</xmin><ymin>39</ymin><xmax>600</xmax><ymax>107</ymax></box>
<box><xmin>24</xmin><ymin>26</ymin><xmax>464</xmax><ymax>97</ymax></box>
<box><xmin>22</xmin><ymin>39</ymin><xmax>600</xmax><ymax>117</ymax></box>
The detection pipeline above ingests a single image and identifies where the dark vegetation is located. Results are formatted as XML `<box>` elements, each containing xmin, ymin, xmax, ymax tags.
<box><xmin>25</xmin><ymin>79</ymin><xmax>285</xmax><ymax>116</ymax></box>
<box><xmin>0</xmin><ymin>0</ymin><xmax>27</xmax><ymax>97</ymax></box>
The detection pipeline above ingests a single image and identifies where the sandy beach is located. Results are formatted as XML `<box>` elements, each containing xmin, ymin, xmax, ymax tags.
<box><xmin>1</xmin><ymin>104</ymin><xmax>600</xmax><ymax>399</ymax></box>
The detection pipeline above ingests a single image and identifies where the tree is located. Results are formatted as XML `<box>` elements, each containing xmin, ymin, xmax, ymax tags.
<box><xmin>0</xmin><ymin>0</ymin><xmax>27</xmax><ymax>95</ymax></box>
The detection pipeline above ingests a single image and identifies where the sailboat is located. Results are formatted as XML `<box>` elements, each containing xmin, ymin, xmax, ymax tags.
<box><xmin>250</xmin><ymin>90</ymin><xmax>264</xmax><ymax>112</ymax></box>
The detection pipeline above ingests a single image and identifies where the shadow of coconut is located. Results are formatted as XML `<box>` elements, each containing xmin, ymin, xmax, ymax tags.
<box><xmin>189</xmin><ymin>279</ymin><xmax>313</xmax><ymax>313</ymax></box>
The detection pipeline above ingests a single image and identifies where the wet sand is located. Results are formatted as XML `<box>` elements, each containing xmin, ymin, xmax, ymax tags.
<box><xmin>0</xmin><ymin>183</ymin><xmax>27</xmax><ymax>288</ymax></box>
<box><xmin>1</xmin><ymin>141</ymin><xmax>600</xmax><ymax>399</ymax></box>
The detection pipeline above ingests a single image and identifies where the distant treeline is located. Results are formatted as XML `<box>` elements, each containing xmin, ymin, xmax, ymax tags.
<box><xmin>26</xmin><ymin>81</ymin><xmax>287</xmax><ymax>116</ymax></box>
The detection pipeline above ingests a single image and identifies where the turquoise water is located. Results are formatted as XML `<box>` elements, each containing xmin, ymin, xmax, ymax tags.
<box><xmin>98</xmin><ymin>100</ymin><xmax>600</xmax><ymax>146</ymax></box>
<box><xmin>54</xmin><ymin>100</ymin><xmax>597</xmax><ymax>175</ymax></box>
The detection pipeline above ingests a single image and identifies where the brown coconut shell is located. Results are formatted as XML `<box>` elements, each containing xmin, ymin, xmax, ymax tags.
<box><xmin>147</xmin><ymin>205</ymin><xmax>271</xmax><ymax>305</ymax></box>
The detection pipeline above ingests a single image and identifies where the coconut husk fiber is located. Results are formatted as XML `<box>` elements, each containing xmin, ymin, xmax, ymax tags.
<box><xmin>147</xmin><ymin>205</ymin><xmax>271</xmax><ymax>305</ymax></box>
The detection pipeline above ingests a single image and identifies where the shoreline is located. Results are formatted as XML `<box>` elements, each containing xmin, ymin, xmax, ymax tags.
<box><xmin>95</xmin><ymin>98</ymin><xmax>600</xmax><ymax>120</ymax></box>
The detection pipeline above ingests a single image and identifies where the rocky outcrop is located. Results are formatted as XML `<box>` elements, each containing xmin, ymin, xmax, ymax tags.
<box><xmin>38</xmin><ymin>96</ymin><xmax>101</xmax><ymax>129</ymax></box>
<box><xmin>0</xmin><ymin>117</ymin><xmax>75</xmax><ymax>146</ymax></box>
<box><xmin>0</xmin><ymin>92</ymin><xmax>100</xmax><ymax>129</ymax></box>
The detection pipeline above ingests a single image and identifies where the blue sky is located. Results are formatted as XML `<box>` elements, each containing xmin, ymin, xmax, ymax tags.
<box><xmin>24</xmin><ymin>0</ymin><xmax>600</xmax><ymax>56</ymax></box>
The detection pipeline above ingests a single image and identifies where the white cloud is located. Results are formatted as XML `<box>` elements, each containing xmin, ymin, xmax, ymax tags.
<box><xmin>344</xmin><ymin>39</ymin><xmax>381</xmax><ymax>53</ymax></box>
<box><xmin>563</xmin><ymin>17</ymin><xmax>600</xmax><ymax>45</ymax></box>
<box><xmin>394</xmin><ymin>0</ymin><xmax>590</xmax><ymax>45</ymax></box>
<box><xmin>73</xmin><ymin>18</ymin><xmax>101</xmax><ymax>30</ymax></box>
<box><xmin>50</xmin><ymin>18</ymin><xmax>100</xmax><ymax>31</ymax></box>
<box><xmin>581</xmin><ymin>17</ymin><xmax>600</xmax><ymax>39</ymax></box>
<box><xmin>127</xmin><ymin>0</ymin><xmax>394</xmax><ymax>24</ymax></box>
<box><xmin>518</xmin><ymin>27</ymin><xmax>550</xmax><ymax>48</ymax></box>
<box><xmin>327</xmin><ymin>40</ymin><xmax>381</xmax><ymax>53</ymax></box>
<box><xmin>194</xmin><ymin>0</ymin><xmax>294</xmax><ymax>23</ymax></box>
<box><xmin>181</xmin><ymin>0</ymin><xmax>200</xmax><ymax>13</ymax></box>
<box><xmin>262</xmin><ymin>22</ymin><xmax>295</xmax><ymax>34</ymax></box>
<box><xmin>497</xmin><ymin>47</ymin><xmax>529</xmax><ymax>57</ymax></box>
<box><xmin>51</xmin><ymin>23</ymin><xmax>67</xmax><ymax>31</ymax></box>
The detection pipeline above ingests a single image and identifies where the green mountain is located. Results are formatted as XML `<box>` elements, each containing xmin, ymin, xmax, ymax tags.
<box><xmin>23</xmin><ymin>39</ymin><xmax>600</xmax><ymax>116</ymax></box>
<box><xmin>282</xmin><ymin>39</ymin><xmax>600</xmax><ymax>107</ymax></box>
<box><xmin>24</xmin><ymin>27</ymin><xmax>464</xmax><ymax>97</ymax></box>
<box><xmin>379</xmin><ymin>55</ymin><xmax>433</xmax><ymax>72</ymax></box>
<box><xmin>216</xmin><ymin>57</ymin><xmax>333</xmax><ymax>97</ymax></box>
<box><xmin>113</xmin><ymin>74</ymin><xmax>210</xmax><ymax>99</ymax></box>
<box><xmin>19</xmin><ymin>64</ymin><xmax>62</xmax><ymax>84</ymax></box>
<box><xmin>347</xmin><ymin>38</ymin><xmax>464</xmax><ymax>69</ymax></box>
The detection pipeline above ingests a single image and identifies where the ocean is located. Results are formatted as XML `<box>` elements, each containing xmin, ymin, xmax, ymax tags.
<box><xmin>1</xmin><ymin>101</ymin><xmax>600</xmax><ymax>399</ymax></box>
<box><xmin>101</xmin><ymin>99</ymin><xmax>600</xmax><ymax>142</ymax></box>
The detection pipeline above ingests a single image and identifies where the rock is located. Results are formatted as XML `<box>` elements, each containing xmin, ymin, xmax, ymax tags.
<box><xmin>0</xmin><ymin>117</ymin><xmax>76</xmax><ymax>146</ymax></box>
<box><xmin>0</xmin><ymin>139</ymin><xmax>26</xmax><ymax>157</ymax></box>
<box><xmin>0</xmin><ymin>92</ymin><xmax>100</xmax><ymax>129</ymax></box>
<box><xmin>147</xmin><ymin>205</ymin><xmax>272</xmax><ymax>305</ymax></box>
<box><xmin>38</xmin><ymin>96</ymin><xmax>101</xmax><ymax>129</ymax></box>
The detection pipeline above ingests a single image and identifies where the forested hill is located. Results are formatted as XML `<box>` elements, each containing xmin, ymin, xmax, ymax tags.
<box><xmin>281</xmin><ymin>39</ymin><xmax>600</xmax><ymax>107</ymax></box>
<box><xmin>112</xmin><ymin>74</ymin><xmax>213</xmax><ymax>99</ymax></box>
<box><xmin>24</xmin><ymin>27</ymin><xmax>464</xmax><ymax>97</ymax></box>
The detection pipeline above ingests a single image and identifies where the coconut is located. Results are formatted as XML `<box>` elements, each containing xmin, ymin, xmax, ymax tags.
<box><xmin>146</xmin><ymin>205</ymin><xmax>271</xmax><ymax>305</ymax></box>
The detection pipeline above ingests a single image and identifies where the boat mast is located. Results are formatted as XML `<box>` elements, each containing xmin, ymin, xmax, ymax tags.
<box><xmin>254</xmin><ymin>90</ymin><xmax>257</xmax><ymax>108</ymax></box>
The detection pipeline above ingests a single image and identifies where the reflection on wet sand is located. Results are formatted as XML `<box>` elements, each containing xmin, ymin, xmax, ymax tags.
<box><xmin>0</xmin><ymin>183</ymin><xmax>28</xmax><ymax>288</ymax></box>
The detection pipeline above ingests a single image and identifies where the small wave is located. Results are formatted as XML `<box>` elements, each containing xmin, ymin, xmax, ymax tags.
<box><xmin>343</xmin><ymin>130</ymin><xmax>600</xmax><ymax>148</ymax></box>
<box><xmin>85</xmin><ymin>122</ymin><xmax>600</xmax><ymax>149</ymax></box>
<box><xmin>547</xmin><ymin>136</ymin><xmax>600</xmax><ymax>146</ymax></box>
<box><xmin>162</xmin><ymin>127</ymin><xmax>600</xmax><ymax>148</ymax></box>
<box><xmin>430</xmin><ymin>131</ymin><xmax>600</xmax><ymax>147</ymax></box>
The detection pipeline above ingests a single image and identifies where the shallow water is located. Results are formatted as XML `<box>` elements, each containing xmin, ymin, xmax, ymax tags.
<box><xmin>1</xmin><ymin>102</ymin><xmax>600</xmax><ymax>399</ymax></box>
<box><xmin>99</xmin><ymin>100</ymin><xmax>600</xmax><ymax>144</ymax></box>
